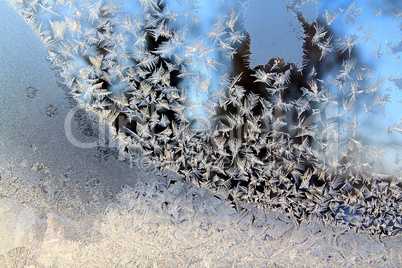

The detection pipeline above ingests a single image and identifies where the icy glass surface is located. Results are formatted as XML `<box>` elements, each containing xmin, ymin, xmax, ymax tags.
<box><xmin>246</xmin><ymin>0</ymin><xmax>305</xmax><ymax>68</ymax></box>
<box><xmin>0</xmin><ymin>0</ymin><xmax>402</xmax><ymax>266</ymax></box>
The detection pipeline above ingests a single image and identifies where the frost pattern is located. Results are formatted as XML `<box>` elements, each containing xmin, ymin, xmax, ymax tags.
<box><xmin>4</xmin><ymin>0</ymin><xmax>402</xmax><ymax>238</ymax></box>
<box><xmin>25</xmin><ymin>86</ymin><xmax>38</xmax><ymax>98</ymax></box>
<box><xmin>0</xmin><ymin>161</ymin><xmax>394</xmax><ymax>267</ymax></box>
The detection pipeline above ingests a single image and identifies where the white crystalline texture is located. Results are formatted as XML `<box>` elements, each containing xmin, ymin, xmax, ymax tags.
<box><xmin>1</xmin><ymin>0</ymin><xmax>402</xmax><ymax>266</ymax></box>
<box><xmin>0</xmin><ymin>165</ymin><xmax>395</xmax><ymax>267</ymax></box>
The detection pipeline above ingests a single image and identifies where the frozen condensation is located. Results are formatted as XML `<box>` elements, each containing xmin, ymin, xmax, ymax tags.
<box><xmin>1</xmin><ymin>0</ymin><xmax>402</xmax><ymax>266</ymax></box>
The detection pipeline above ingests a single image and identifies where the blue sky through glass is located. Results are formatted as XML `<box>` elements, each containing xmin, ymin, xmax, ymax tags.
<box><xmin>191</xmin><ymin>0</ymin><xmax>402</xmax><ymax>172</ymax></box>
<box><xmin>316</xmin><ymin>0</ymin><xmax>402</xmax><ymax>172</ymax></box>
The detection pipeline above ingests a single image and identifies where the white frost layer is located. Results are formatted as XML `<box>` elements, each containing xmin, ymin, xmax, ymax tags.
<box><xmin>1</xmin><ymin>163</ymin><xmax>399</xmax><ymax>267</ymax></box>
<box><xmin>245</xmin><ymin>0</ymin><xmax>305</xmax><ymax>68</ymax></box>
<box><xmin>0</xmin><ymin>0</ymin><xmax>401</xmax><ymax>266</ymax></box>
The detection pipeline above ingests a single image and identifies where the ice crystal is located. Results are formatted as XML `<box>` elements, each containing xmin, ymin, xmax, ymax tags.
<box><xmin>25</xmin><ymin>86</ymin><xmax>38</xmax><ymax>98</ymax></box>
<box><xmin>44</xmin><ymin>104</ymin><xmax>59</xmax><ymax>117</ymax></box>
<box><xmin>0</xmin><ymin>161</ymin><xmax>393</xmax><ymax>267</ymax></box>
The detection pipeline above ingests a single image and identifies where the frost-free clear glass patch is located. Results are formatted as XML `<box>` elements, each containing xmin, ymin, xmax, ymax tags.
<box><xmin>0</xmin><ymin>0</ymin><xmax>401</xmax><ymax>266</ymax></box>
